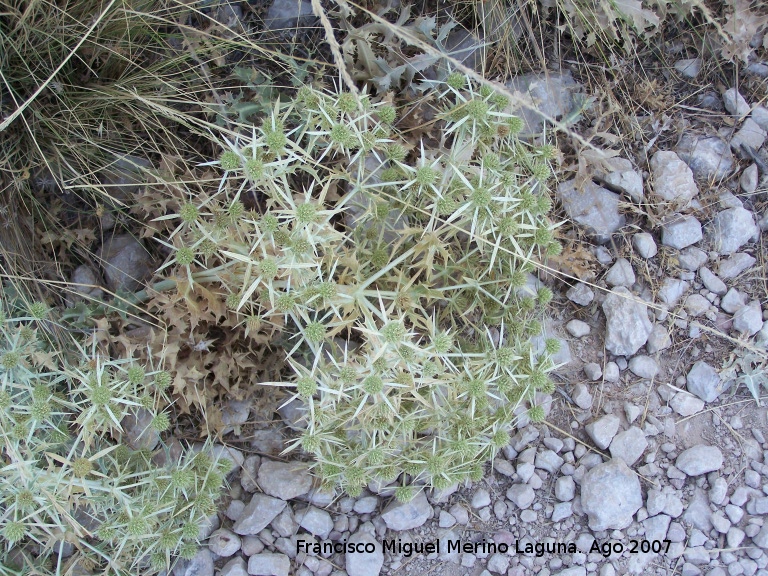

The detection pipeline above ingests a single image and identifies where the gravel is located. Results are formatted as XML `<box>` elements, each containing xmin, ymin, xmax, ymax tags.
<box><xmin>650</xmin><ymin>151</ymin><xmax>699</xmax><ymax>203</ymax></box>
<box><xmin>556</xmin><ymin>179</ymin><xmax>625</xmax><ymax>243</ymax></box>
<box><xmin>506</xmin><ymin>484</ymin><xmax>535</xmax><ymax>509</ymax></box>
<box><xmin>669</xmin><ymin>392</ymin><xmax>705</xmax><ymax>416</ymax></box>
<box><xmin>731</xmin><ymin>117</ymin><xmax>767</xmax><ymax>152</ymax></box>
<box><xmin>602</xmin><ymin>287</ymin><xmax>653</xmax><ymax>356</ymax></box>
<box><xmin>660</xmin><ymin>214</ymin><xmax>703</xmax><ymax>249</ymax></box>
<box><xmin>208</xmin><ymin>529</ymin><xmax>241</xmax><ymax>557</ymax></box>
<box><xmin>608</xmin><ymin>426</ymin><xmax>648</xmax><ymax>466</ymax></box>
<box><xmin>628</xmin><ymin>355</ymin><xmax>659</xmax><ymax>379</ymax></box>
<box><xmin>706</xmin><ymin>207</ymin><xmax>759</xmax><ymax>254</ymax></box>
<box><xmin>676</xmin><ymin>445</ymin><xmax>724</xmax><ymax>476</ymax></box>
<box><xmin>297</xmin><ymin>506</ymin><xmax>334</xmax><ymax>538</ymax></box>
<box><xmin>346</xmin><ymin>529</ymin><xmax>383</xmax><ymax>576</ymax></box>
<box><xmin>232</xmin><ymin>495</ymin><xmax>286</xmax><ymax>535</ymax></box>
<box><xmin>603</xmin><ymin>160</ymin><xmax>644</xmax><ymax>202</ymax></box>
<box><xmin>555</xmin><ymin>476</ymin><xmax>576</xmax><ymax>501</ymax></box>
<box><xmin>740</xmin><ymin>164</ymin><xmax>759</xmax><ymax>194</ymax></box>
<box><xmin>605</xmin><ymin>257</ymin><xmax>635</xmax><ymax>287</ymax></box>
<box><xmin>721</xmin><ymin>288</ymin><xmax>746</xmax><ymax>313</ymax></box>
<box><xmin>686</xmin><ymin>361</ymin><xmax>725</xmax><ymax>403</ymax></box>
<box><xmin>717</xmin><ymin>252</ymin><xmax>756</xmax><ymax>279</ymax></box>
<box><xmin>584</xmin><ymin>362</ymin><xmax>602</xmax><ymax>380</ymax></box>
<box><xmin>247</xmin><ymin>553</ymin><xmax>291</xmax><ymax>576</ymax></box>
<box><xmin>633</xmin><ymin>233</ymin><xmax>658</xmax><ymax>258</ymax></box>
<box><xmin>732</xmin><ymin>302</ymin><xmax>764</xmax><ymax>335</ymax></box>
<box><xmin>257</xmin><ymin>460</ymin><xmax>313</xmax><ymax>500</ymax></box>
<box><xmin>567</xmin><ymin>283</ymin><xmax>595</xmax><ymax>306</ymax></box>
<box><xmin>699</xmin><ymin>267</ymin><xmax>727</xmax><ymax>295</ymax></box>
<box><xmin>585</xmin><ymin>414</ymin><xmax>621</xmax><ymax>450</ymax></box>
<box><xmin>676</xmin><ymin>134</ymin><xmax>734</xmax><ymax>180</ymax></box>
<box><xmin>581</xmin><ymin>459</ymin><xmax>642</xmax><ymax>531</ymax></box>
<box><xmin>678</xmin><ymin>247</ymin><xmax>708</xmax><ymax>271</ymax></box>
<box><xmin>723</xmin><ymin>88</ymin><xmax>751</xmax><ymax>117</ymax></box>
<box><xmin>380</xmin><ymin>490</ymin><xmax>432</xmax><ymax>530</ymax></box>
<box><xmin>566</xmin><ymin>319</ymin><xmax>591</xmax><ymax>337</ymax></box>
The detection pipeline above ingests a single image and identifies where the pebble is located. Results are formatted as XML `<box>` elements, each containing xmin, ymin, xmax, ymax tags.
<box><xmin>97</xmin><ymin>234</ymin><xmax>152</xmax><ymax>292</ymax></box>
<box><xmin>346</xmin><ymin>530</ymin><xmax>383</xmax><ymax>576</ymax></box>
<box><xmin>624</xmin><ymin>402</ymin><xmax>642</xmax><ymax>423</ymax></box>
<box><xmin>297</xmin><ymin>507</ymin><xmax>333</xmax><ymax>539</ymax></box>
<box><xmin>661</xmin><ymin>214</ymin><xmax>703</xmax><ymax>249</ymax></box>
<box><xmin>567</xmin><ymin>283</ymin><xmax>595</xmax><ymax>306</ymax></box>
<box><xmin>609</xmin><ymin>426</ymin><xmax>648</xmax><ymax>466</ymax></box>
<box><xmin>257</xmin><ymin>460</ymin><xmax>313</xmax><ymax>500</ymax></box>
<box><xmin>718</xmin><ymin>253</ymin><xmax>756</xmax><ymax>279</ymax></box>
<box><xmin>585</xmin><ymin>414</ymin><xmax>621</xmax><ymax>450</ymax></box>
<box><xmin>220</xmin><ymin>557</ymin><xmax>248</xmax><ymax>576</ymax></box>
<box><xmin>733</xmin><ymin>302</ymin><xmax>764</xmax><ymax>335</ymax></box>
<box><xmin>731</xmin><ymin>118</ymin><xmax>767</xmax><ymax>153</ymax></box>
<box><xmin>678</xmin><ymin>247</ymin><xmax>709</xmax><ymax>271</ymax></box>
<box><xmin>706</xmin><ymin>208</ymin><xmax>758</xmax><ymax>254</ymax></box>
<box><xmin>676</xmin><ymin>445</ymin><xmax>724</xmax><ymax>476</ymax></box>
<box><xmin>552</xmin><ymin>501</ymin><xmax>573</xmax><ymax>522</ymax></box>
<box><xmin>233</xmin><ymin>494</ymin><xmax>286</xmax><ymax>535</ymax></box>
<box><xmin>380</xmin><ymin>490</ymin><xmax>431</xmax><ymax>531</ymax></box>
<box><xmin>658</xmin><ymin>278</ymin><xmax>691</xmax><ymax>306</ymax></box>
<box><xmin>651</xmin><ymin>151</ymin><xmax>699</xmax><ymax>204</ymax></box>
<box><xmin>674</xmin><ymin>57</ymin><xmax>703</xmax><ymax>78</ymax></box>
<box><xmin>604</xmin><ymin>362</ymin><xmax>620</xmax><ymax>382</ymax></box>
<box><xmin>439</xmin><ymin>510</ymin><xmax>456</xmax><ymax>527</ymax></box>
<box><xmin>584</xmin><ymin>363</ymin><xmax>602</xmax><ymax>381</ymax></box>
<box><xmin>628</xmin><ymin>355</ymin><xmax>659</xmax><ymax>379</ymax></box>
<box><xmin>487</xmin><ymin>553</ymin><xmax>510</xmax><ymax>574</ymax></box>
<box><xmin>646</xmin><ymin>324</ymin><xmax>672</xmax><ymax>354</ymax></box>
<box><xmin>566</xmin><ymin>319</ymin><xmax>591</xmax><ymax>337</ymax></box>
<box><xmin>676</xmin><ymin>133</ymin><xmax>734</xmax><ymax>180</ymax></box>
<box><xmin>572</xmin><ymin>383</ymin><xmax>594</xmax><ymax>409</ymax></box>
<box><xmin>686</xmin><ymin>361</ymin><xmax>725</xmax><ymax>403</ymax></box>
<box><xmin>669</xmin><ymin>392</ymin><xmax>705</xmax><ymax>416</ymax></box>
<box><xmin>722</xmin><ymin>288</ymin><xmax>747</xmax><ymax>313</ymax></box>
<box><xmin>173</xmin><ymin>548</ymin><xmax>214</xmax><ymax>576</ymax></box>
<box><xmin>602</xmin><ymin>287</ymin><xmax>653</xmax><ymax>356</ymax></box>
<box><xmin>741</xmin><ymin>164</ymin><xmax>759</xmax><ymax>194</ymax></box>
<box><xmin>471</xmin><ymin>488</ymin><xmax>491</xmax><ymax>509</ymax></box>
<box><xmin>723</xmin><ymin>88</ymin><xmax>751</xmax><ymax>117</ymax></box>
<box><xmin>506</xmin><ymin>484</ymin><xmax>535</xmax><ymax>509</ymax></box>
<box><xmin>603</xmin><ymin>160</ymin><xmax>644</xmax><ymax>202</ymax></box>
<box><xmin>207</xmin><ymin>529</ymin><xmax>241</xmax><ymax>557</ymax></box>
<box><xmin>248</xmin><ymin>553</ymin><xmax>290</xmax><ymax>576</ymax></box>
<box><xmin>555</xmin><ymin>476</ymin><xmax>576</xmax><ymax>501</ymax></box>
<box><xmin>633</xmin><ymin>233</ymin><xmax>658</xmax><ymax>258</ymax></box>
<box><xmin>699</xmin><ymin>267</ymin><xmax>727</xmax><ymax>295</ymax></box>
<box><xmin>581</xmin><ymin>459</ymin><xmax>642</xmax><ymax>531</ymax></box>
<box><xmin>264</xmin><ymin>0</ymin><xmax>314</xmax><ymax>30</ymax></box>
<box><xmin>556</xmin><ymin>179</ymin><xmax>625</xmax><ymax>243</ymax></box>
<box><xmin>241</xmin><ymin>456</ymin><xmax>261</xmax><ymax>493</ymax></box>
<box><xmin>449</xmin><ymin>504</ymin><xmax>469</xmax><ymax>524</ymax></box>
<box><xmin>685</xmin><ymin>294</ymin><xmax>711</xmax><ymax>317</ymax></box>
<box><xmin>605</xmin><ymin>258</ymin><xmax>636</xmax><ymax>287</ymax></box>
<box><xmin>536</xmin><ymin>450</ymin><xmax>565</xmax><ymax>473</ymax></box>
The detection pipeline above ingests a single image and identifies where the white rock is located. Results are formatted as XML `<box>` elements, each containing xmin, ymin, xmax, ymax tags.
<box><xmin>604</xmin><ymin>166</ymin><xmax>644</xmax><ymax>202</ymax></box>
<box><xmin>471</xmin><ymin>488</ymin><xmax>491</xmax><ymax>509</ymax></box>
<box><xmin>670</xmin><ymin>392</ymin><xmax>705</xmax><ymax>416</ymax></box>
<box><xmin>584</xmin><ymin>362</ymin><xmax>602</xmax><ymax>381</ymax></box>
<box><xmin>676</xmin><ymin>445</ymin><xmax>724</xmax><ymax>476</ymax></box>
<box><xmin>674</xmin><ymin>58</ymin><xmax>702</xmax><ymax>78</ymax></box>
<box><xmin>264</xmin><ymin>0</ymin><xmax>313</xmax><ymax>30</ymax></box>
<box><xmin>678</xmin><ymin>247</ymin><xmax>708</xmax><ymax>271</ymax></box>
<box><xmin>380</xmin><ymin>490</ymin><xmax>431</xmax><ymax>531</ymax></box>
<box><xmin>706</xmin><ymin>207</ymin><xmax>758</xmax><ymax>254</ymax></box>
<box><xmin>566</xmin><ymin>319</ymin><xmax>591</xmax><ymax>337</ymax></box>
<box><xmin>723</xmin><ymin>88</ymin><xmax>751</xmax><ymax>117</ymax></box>
<box><xmin>233</xmin><ymin>494</ymin><xmax>286</xmax><ymax>535</ymax></box>
<box><xmin>753</xmin><ymin>105</ymin><xmax>768</xmax><ymax>130</ymax></box>
<box><xmin>297</xmin><ymin>506</ymin><xmax>333</xmax><ymax>539</ymax></box>
<box><xmin>651</xmin><ymin>151</ymin><xmax>699</xmax><ymax>204</ymax></box>
<box><xmin>535</xmin><ymin>450</ymin><xmax>564</xmax><ymax>473</ymax></box>
<box><xmin>661</xmin><ymin>214</ymin><xmax>702</xmax><ymax>249</ymax></box>
<box><xmin>628</xmin><ymin>355</ymin><xmax>659</xmax><ymax>379</ymax></box>
<box><xmin>676</xmin><ymin>134</ymin><xmax>734</xmax><ymax>180</ymax></box>
<box><xmin>686</xmin><ymin>361</ymin><xmax>724</xmax><ymax>403</ymax></box>
<box><xmin>257</xmin><ymin>460</ymin><xmax>313</xmax><ymax>500</ymax></box>
<box><xmin>220</xmin><ymin>399</ymin><xmax>250</xmax><ymax>435</ymax></box>
<box><xmin>604</xmin><ymin>362</ymin><xmax>620</xmax><ymax>382</ymax></box>
<box><xmin>220</xmin><ymin>557</ymin><xmax>248</xmax><ymax>576</ymax></box>
<box><xmin>740</xmin><ymin>164</ymin><xmax>759</xmax><ymax>194</ymax></box>
<box><xmin>684</xmin><ymin>294</ymin><xmax>710</xmax><ymax>317</ymax></box>
<box><xmin>609</xmin><ymin>426</ymin><xmax>648</xmax><ymax>466</ymax></box>
<box><xmin>581</xmin><ymin>459</ymin><xmax>642</xmax><ymax>531</ymax></box>
<box><xmin>657</xmin><ymin>278</ymin><xmax>690</xmax><ymax>306</ymax></box>
<box><xmin>733</xmin><ymin>302</ymin><xmax>764</xmax><ymax>335</ymax></box>
<box><xmin>487</xmin><ymin>553</ymin><xmax>510</xmax><ymax>574</ymax></box>
<box><xmin>633</xmin><ymin>233</ymin><xmax>657</xmax><ymax>258</ymax></box>
<box><xmin>698</xmin><ymin>268</ymin><xmax>727</xmax><ymax>295</ymax></box>
<box><xmin>556</xmin><ymin>179</ymin><xmax>624</xmax><ymax>243</ymax></box>
<box><xmin>506</xmin><ymin>484</ymin><xmax>535</xmax><ymax>509</ymax></box>
<box><xmin>624</xmin><ymin>402</ymin><xmax>642</xmax><ymax>424</ymax></box>
<box><xmin>721</xmin><ymin>288</ymin><xmax>746</xmax><ymax>313</ymax></box>
<box><xmin>572</xmin><ymin>383</ymin><xmax>593</xmax><ymax>409</ymax></box>
<box><xmin>731</xmin><ymin>118</ymin><xmax>767</xmax><ymax>153</ymax></box>
<box><xmin>585</xmin><ymin>414</ymin><xmax>621</xmax><ymax>450</ymax></box>
<box><xmin>207</xmin><ymin>529</ymin><xmax>241</xmax><ymax>557</ymax></box>
<box><xmin>605</xmin><ymin>258</ymin><xmax>635</xmax><ymax>287</ymax></box>
<box><xmin>602</xmin><ymin>287</ymin><xmax>653</xmax><ymax>356</ymax></box>
<box><xmin>646</xmin><ymin>324</ymin><xmax>671</xmax><ymax>354</ymax></box>
<box><xmin>247</xmin><ymin>553</ymin><xmax>290</xmax><ymax>576</ymax></box>
<box><xmin>353</xmin><ymin>496</ymin><xmax>378</xmax><ymax>514</ymax></box>
<box><xmin>555</xmin><ymin>475</ymin><xmax>576</xmax><ymax>501</ymax></box>
<box><xmin>567</xmin><ymin>283</ymin><xmax>594</xmax><ymax>306</ymax></box>
<box><xmin>717</xmin><ymin>252</ymin><xmax>756</xmax><ymax>279</ymax></box>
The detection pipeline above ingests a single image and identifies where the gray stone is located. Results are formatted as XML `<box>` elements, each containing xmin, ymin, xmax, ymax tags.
<box><xmin>98</xmin><ymin>234</ymin><xmax>152</xmax><ymax>292</ymax></box>
<box><xmin>71</xmin><ymin>264</ymin><xmax>104</xmax><ymax>299</ymax></box>
<box><xmin>707</xmin><ymin>208</ymin><xmax>758</xmax><ymax>254</ymax></box>
<box><xmin>633</xmin><ymin>233</ymin><xmax>657</xmax><ymax>258</ymax></box>
<box><xmin>220</xmin><ymin>399</ymin><xmax>250</xmax><ymax>435</ymax></box>
<box><xmin>122</xmin><ymin>408</ymin><xmax>160</xmax><ymax>451</ymax></box>
<box><xmin>556</xmin><ymin>179</ymin><xmax>624</xmax><ymax>243</ymax></box>
<box><xmin>682</xmin><ymin>489</ymin><xmax>712</xmax><ymax>531</ymax></box>
<box><xmin>506</xmin><ymin>72</ymin><xmax>584</xmax><ymax>136</ymax></box>
<box><xmin>605</xmin><ymin>258</ymin><xmax>635</xmax><ymax>287</ymax></box>
<box><xmin>678</xmin><ymin>247</ymin><xmax>708</xmax><ymax>271</ymax></box>
<box><xmin>173</xmin><ymin>548</ymin><xmax>214</xmax><ymax>576</ymax></box>
<box><xmin>506</xmin><ymin>484</ymin><xmax>535</xmax><ymax>509</ymax></box>
<box><xmin>241</xmin><ymin>456</ymin><xmax>261</xmax><ymax>493</ymax></box>
<box><xmin>555</xmin><ymin>475</ymin><xmax>576</xmax><ymax>501</ymax></box>
<box><xmin>535</xmin><ymin>450</ymin><xmax>564</xmax><ymax>473</ymax></box>
<box><xmin>602</xmin><ymin>287</ymin><xmax>653</xmax><ymax>356</ymax></box>
<box><xmin>753</xmin><ymin>524</ymin><xmax>768</xmax><ymax>548</ymax></box>
<box><xmin>676</xmin><ymin>445</ymin><xmax>724</xmax><ymax>476</ymax></box>
<box><xmin>676</xmin><ymin>134</ymin><xmax>734</xmax><ymax>180</ymax></box>
<box><xmin>572</xmin><ymin>383</ymin><xmax>593</xmax><ymax>409</ymax></box>
<box><xmin>297</xmin><ymin>507</ymin><xmax>333</xmax><ymax>539</ymax></box>
<box><xmin>643</xmin><ymin>514</ymin><xmax>671</xmax><ymax>541</ymax></box>
<box><xmin>439</xmin><ymin>510</ymin><xmax>456</xmax><ymax>528</ymax></box>
<box><xmin>651</xmin><ymin>151</ymin><xmax>699</xmax><ymax>203</ymax></box>
<box><xmin>220</xmin><ymin>557</ymin><xmax>248</xmax><ymax>576</ymax></box>
<box><xmin>741</xmin><ymin>164</ymin><xmax>759</xmax><ymax>194</ymax></box>
<box><xmin>353</xmin><ymin>496</ymin><xmax>378</xmax><ymax>515</ymax></box>
<box><xmin>567</xmin><ymin>283</ymin><xmax>594</xmax><ymax>306</ymax></box>
<box><xmin>661</xmin><ymin>215</ymin><xmax>703</xmax><ymax>249</ymax></box>
<box><xmin>270</xmin><ymin>508</ymin><xmax>296</xmax><ymax>538</ymax></box>
<box><xmin>100</xmin><ymin>155</ymin><xmax>152</xmax><ymax>201</ymax></box>
<box><xmin>565</xmin><ymin>319</ymin><xmax>591</xmax><ymax>338</ymax></box>
<box><xmin>657</xmin><ymin>278</ymin><xmax>690</xmax><ymax>306</ymax></box>
<box><xmin>685</xmin><ymin>294</ymin><xmax>710</xmax><ymax>317</ymax></box>
<box><xmin>624</xmin><ymin>402</ymin><xmax>642</xmax><ymax>423</ymax></box>
<box><xmin>733</xmin><ymin>302</ymin><xmax>764</xmax><ymax>335</ymax></box>
<box><xmin>731</xmin><ymin>118</ymin><xmax>767</xmax><ymax>153</ymax></box>
<box><xmin>443</xmin><ymin>29</ymin><xmax>484</xmax><ymax>72</ymax></box>
<box><xmin>581</xmin><ymin>459</ymin><xmax>642</xmax><ymax>531</ymax></box>
<box><xmin>674</xmin><ymin>58</ymin><xmax>702</xmax><ymax>78</ymax></box>
<box><xmin>699</xmin><ymin>268</ymin><xmax>727</xmax><ymax>295</ymax></box>
<box><xmin>247</xmin><ymin>553</ymin><xmax>290</xmax><ymax>576</ymax></box>
<box><xmin>609</xmin><ymin>426</ymin><xmax>648</xmax><ymax>466</ymax></box>
<box><xmin>487</xmin><ymin>553</ymin><xmax>510</xmax><ymax>574</ymax></box>
<box><xmin>753</xmin><ymin>104</ymin><xmax>768</xmax><ymax>130</ymax></box>
<box><xmin>213</xmin><ymin>1</ymin><xmax>243</xmax><ymax>28</ymax></box>
<box><xmin>233</xmin><ymin>495</ymin><xmax>286</xmax><ymax>535</ymax></box>
<box><xmin>628</xmin><ymin>355</ymin><xmax>659</xmax><ymax>379</ymax></box>
<box><xmin>747</xmin><ymin>62</ymin><xmax>768</xmax><ymax>77</ymax></box>
<box><xmin>585</xmin><ymin>414</ymin><xmax>621</xmax><ymax>450</ymax></box>
<box><xmin>551</xmin><ymin>501</ymin><xmax>573</xmax><ymax>522</ymax></box>
<box><xmin>727</xmin><ymin>527</ymin><xmax>745</xmax><ymax>549</ymax></box>
<box><xmin>208</xmin><ymin>529</ymin><xmax>241</xmax><ymax>557</ymax></box>
<box><xmin>257</xmin><ymin>460</ymin><xmax>313</xmax><ymax>500</ymax></box>
<box><xmin>669</xmin><ymin>392</ymin><xmax>705</xmax><ymax>416</ymax></box>
<box><xmin>555</xmin><ymin>568</ymin><xmax>586</xmax><ymax>576</ymax></box>
<box><xmin>264</xmin><ymin>0</ymin><xmax>313</xmax><ymax>30</ymax></box>
<box><xmin>471</xmin><ymin>488</ymin><xmax>491</xmax><ymax>509</ymax></box>
<box><xmin>584</xmin><ymin>362</ymin><xmax>602</xmax><ymax>381</ymax></box>
<box><xmin>718</xmin><ymin>252</ymin><xmax>756</xmax><ymax>279</ymax></box>
<box><xmin>646</xmin><ymin>324</ymin><xmax>671</xmax><ymax>354</ymax></box>
<box><xmin>603</xmin><ymin>162</ymin><xmax>644</xmax><ymax>202</ymax></box>
<box><xmin>380</xmin><ymin>490</ymin><xmax>431</xmax><ymax>530</ymax></box>
<box><xmin>709</xmin><ymin>477</ymin><xmax>728</xmax><ymax>505</ymax></box>
<box><xmin>723</xmin><ymin>88</ymin><xmax>751</xmax><ymax>117</ymax></box>
<box><xmin>604</xmin><ymin>362</ymin><xmax>620</xmax><ymax>382</ymax></box>
<box><xmin>686</xmin><ymin>361</ymin><xmax>724</xmax><ymax>403</ymax></box>
<box><xmin>721</xmin><ymin>288</ymin><xmax>746</xmax><ymax>313</ymax></box>
<box><xmin>646</xmin><ymin>489</ymin><xmax>666</xmax><ymax>516</ymax></box>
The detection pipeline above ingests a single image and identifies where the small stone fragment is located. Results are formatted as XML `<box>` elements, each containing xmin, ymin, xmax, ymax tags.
<box><xmin>722</xmin><ymin>88</ymin><xmax>750</xmax><ymax>117</ymax></box>
<box><xmin>233</xmin><ymin>495</ymin><xmax>286</xmax><ymax>536</ymax></box>
<box><xmin>706</xmin><ymin>207</ymin><xmax>758</xmax><ymax>254</ymax></box>
<box><xmin>721</xmin><ymin>288</ymin><xmax>746</xmax><ymax>313</ymax></box>
<box><xmin>678</xmin><ymin>247</ymin><xmax>708</xmax><ymax>271</ymax></box>
<box><xmin>257</xmin><ymin>460</ymin><xmax>313</xmax><ymax>500</ymax></box>
<box><xmin>733</xmin><ymin>302</ymin><xmax>764</xmax><ymax>335</ymax></box>
<box><xmin>208</xmin><ymin>529</ymin><xmax>241</xmax><ymax>557</ymax></box>
<box><xmin>380</xmin><ymin>491</ymin><xmax>432</xmax><ymax>531</ymax></box>
<box><xmin>566</xmin><ymin>319</ymin><xmax>591</xmax><ymax>338</ymax></box>
<box><xmin>556</xmin><ymin>179</ymin><xmax>625</xmax><ymax>243</ymax></box>
<box><xmin>646</xmin><ymin>324</ymin><xmax>671</xmax><ymax>354</ymax></box>
<box><xmin>602</xmin><ymin>287</ymin><xmax>653</xmax><ymax>356</ymax></box>
<box><xmin>676</xmin><ymin>445</ymin><xmax>724</xmax><ymax>476</ymax></box>
<box><xmin>731</xmin><ymin>118</ymin><xmax>767</xmax><ymax>153</ymax></box>
<box><xmin>674</xmin><ymin>58</ymin><xmax>702</xmax><ymax>78</ymax></box>
<box><xmin>581</xmin><ymin>459</ymin><xmax>642</xmax><ymax>531</ymax></box>
<box><xmin>686</xmin><ymin>361</ymin><xmax>724</xmax><ymax>403</ymax></box>
<box><xmin>247</xmin><ymin>553</ymin><xmax>290</xmax><ymax>576</ymax></box>
<box><xmin>506</xmin><ymin>484</ymin><xmax>535</xmax><ymax>509</ymax></box>
<box><xmin>633</xmin><ymin>233</ymin><xmax>657</xmax><ymax>258</ymax></box>
<box><xmin>676</xmin><ymin>133</ymin><xmax>733</xmax><ymax>180</ymax></box>
<box><xmin>555</xmin><ymin>476</ymin><xmax>576</xmax><ymax>501</ymax></box>
<box><xmin>628</xmin><ymin>355</ymin><xmax>659</xmax><ymax>379</ymax></box>
<box><xmin>685</xmin><ymin>294</ymin><xmax>710</xmax><ymax>317</ymax></box>
<box><xmin>740</xmin><ymin>164</ymin><xmax>759</xmax><ymax>194</ymax></box>
<box><xmin>661</xmin><ymin>215</ymin><xmax>703</xmax><ymax>249</ymax></box>
<box><xmin>585</xmin><ymin>414</ymin><xmax>621</xmax><ymax>450</ymax></box>
<box><xmin>717</xmin><ymin>252</ymin><xmax>756</xmax><ymax>279</ymax></box>
<box><xmin>584</xmin><ymin>363</ymin><xmax>602</xmax><ymax>381</ymax></box>
<box><xmin>669</xmin><ymin>392</ymin><xmax>705</xmax><ymax>417</ymax></box>
<box><xmin>698</xmin><ymin>268</ymin><xmax>727</xmax><ymax>295</ymax></box>
<box><xmin>651</xmin><ymin>151</ymin><xmax>699</xmax><ymax>204</ymax></box>
<box><xmin>605</xmin><ymin>258</ymin><xmax>636</xmax><ymax>287</ymax></box>
<box><xmin>609</xmin><ymin>426</ymin><xmax>648</xmax><ymax>466</ymax></box>
<box><xmin>572</xmin><ymin>383</ymin><xmax>593</xmax><ymax>409</ymax></box>
<box><xmin>567</xmin><ymin>283</ymin><xmax>594</xmax><ymax>306</ymax></box>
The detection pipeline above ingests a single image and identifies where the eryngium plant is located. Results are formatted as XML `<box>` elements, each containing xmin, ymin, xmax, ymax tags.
<box><xmin>161</xmin><ymin>74</ymin><xmax>562</xmax><ymax>499</ymax></box>
<box><xmin>0</xmin><ymin>297</ymin><xmax>228</xmax><ymax>575</ymax></box>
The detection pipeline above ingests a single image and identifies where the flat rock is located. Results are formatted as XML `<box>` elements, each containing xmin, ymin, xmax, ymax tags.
<box><xmin>566</xmin><ymin>319</ymin><xmax>591</xmax><ymax>337</ymax></box>
<box><xmin>657</xmin><ymin>278</ymin><xmax>690</xmax><ymax>306</ymax></box>
<box><xmin>628</xmin><ymin>355</ymin><xmax>659</xmax><ymax>379</ymax></box>
<box><xmin>678</xmin><ymin>247</ymin><xmax>708</xmax><ymax>271</ymax></box>
<box><xmin>686</xmin><ymin>361</ymin><xmax>724</xmax><ymax>403</ymax></box>
<box><xmin>699</xmin><ymin>268</ymin><xmax>727</xmax><ymax>295</ymax></box>
<box><xmin>208</xmin><ymin>529</ymin><xmax>241</xmax><ymax>557</ymax></box>
<box><xmin>220</xmin><ymin>557</ymin><xmax>248</xmax><ymax>576</ymax></box>
<box><xmin>717</xmin><ymin>252</ymin><xmax>756</xmax><ymax>279</ymax></box>
<box><xmin>247</xmin><ymin>553</ymin><xmax>290</xmax><ymax>576</ymax></box>
<box><xmin>721</xmin><ymin>288</ymin><xmax>746</xmax><ymax>313</ymax></box>
<box><xmin>723</xmin><ymin>88</ymin><xmax>750</xmax><ymax>117</ymax></box>
<box><xmin>585</xmin><ymin>414</ymin><xmax>621</xmax><ymax>450</ymax></box>
<box><xmin>233</xmin><ymin>495</ymin><xmax>286</xmax><ymax>535</ymax></box>
<box><xmin>676</xmin><ymin>445</ymin><xmax>723</xmax><ymax>476</ymax></box>
<box><xmin>646</xmin><ymin>324</ymin><xmax>671</xmax><ymax>354</ymax></box>
<box><xmin>670</xmin><ymin>392</ymin><xmax>705</xmax><ymax>416</ymax></box>
<box><xmin>506</xmin><ymin>484</ymin><xmax>535</xmax><ymax>509</ymax></box>
<box><xmin>556</xmin><ymin>179</ymin><xmax>624</xmax><ymax>243</ymax></box>
<box><xmin>257</xmin><ymin>460</ymin><xmax>313</xmax><ymax>500</ymax></box>
<box><xmin>380</xmin><ymin>490</ymin><xmax>431</xmax><ymax>531</ymax></box>
<box><xmin>733</xmin><ymin>301</ymin><xmax>764</xmax><ymax>335</ymax></box>
<box><xmin>661</xmin><ymin>215</ymin><xmax>702</xmax><ymax>249</ymax></box>
<box><xmin>602</xmin><ymin>287</ymin><xmax>653</xmax><ymax>356</ymax></box>
<box><xmin>609</xmin><ymin>426</ymin><xmax>648</xmax><ymax>466</ymax></box>
<box><xmin>676</xmin><ymin>134</ymin><xmax>734</xmax><ymax>180</ymax></box>
<box><xmin>297</xmin><ymin>506</ymin><xmax>333</xmax><ymax>539</ymax></box>
<box><xmin>740</xmin><ymin>164</ymin><xmax>759</xmax><ymax>194</ymax></box>
<box><xmin>706</xmin><ymin>207</ymin><xmax>758</xmax><ymax>254</ymax></box>
<box><xmin>650</xmin><ymin>151</ymin><xmax>699</xmax><ymax>203</ymax></box>
<box><xmin>603</xmin><ymin>162</ymin><xmax>644</xmax><ymax>202</ymax></box>
<box><xmin>567</xmin><ymin>283</ymin><xmax>594</xmax><ymax>306</ymax></box>
<box><xmin>581</xmin><ymin>459</ymin><xmax>642</xmax><ymax>531</ymax></box>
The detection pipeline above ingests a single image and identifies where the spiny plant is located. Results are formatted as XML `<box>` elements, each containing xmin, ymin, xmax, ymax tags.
<box><xmin>153</xmin><ymin>74</ymin><xmax>563</xmax><ymax>499</ymax></box>
<box><xmin>0</xmin><ymin>291</ymin><xmax>229</xmax><ymax>575</ymax></box>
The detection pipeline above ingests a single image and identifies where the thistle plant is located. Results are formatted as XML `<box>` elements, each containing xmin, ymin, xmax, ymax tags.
<box><xmin>0</xmin><ymin>297</ymin><xmax>227</xmax><ymax>575</ymax></box>
<box><xmin>157</xmin><ymin>75</ymin><xmax>562</xmax><ymax>499</ymax></box>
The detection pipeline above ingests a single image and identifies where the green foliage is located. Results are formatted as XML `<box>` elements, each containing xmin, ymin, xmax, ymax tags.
<box><xmin>161</xmin><ymin>77</ymin><xmax>561</xmax><ymax>497</ymax></box>
<box><xmin>0</xmin><ymin>298</ymin><xmax>220</xmax><ymax>575</ymax></box>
